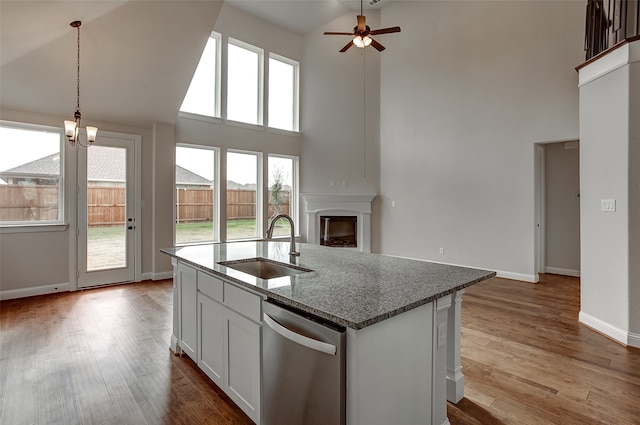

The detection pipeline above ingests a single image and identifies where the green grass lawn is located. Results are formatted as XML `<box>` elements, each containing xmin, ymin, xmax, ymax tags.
<box><xmin>89</xmin><ymin>219</ymin><xmax>291</xmax><ymax>246</ymax></box>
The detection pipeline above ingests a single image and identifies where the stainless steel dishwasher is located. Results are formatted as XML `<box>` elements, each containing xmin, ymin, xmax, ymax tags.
<box><xmin>262</xmin><ymin>299</ymin><xmax>346</xmax><ymax>425</ymax></box>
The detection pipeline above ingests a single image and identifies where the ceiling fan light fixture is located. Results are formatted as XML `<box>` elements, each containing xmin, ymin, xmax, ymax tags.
<box><xmin>353</xmin><ymin>35</ymin><xmax>372</xmax><ymax>48</ymax></box>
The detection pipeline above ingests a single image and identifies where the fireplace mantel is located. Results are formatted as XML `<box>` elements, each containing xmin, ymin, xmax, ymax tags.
<box><xmin>302</xmin><ymin>193</ymin><xmax>376</xmax><ymax>252</ymax></box>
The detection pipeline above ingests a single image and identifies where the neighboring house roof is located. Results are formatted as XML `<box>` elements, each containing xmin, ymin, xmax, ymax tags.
<box><xmin>0</xmin><ymin>152</ymin><xmax>212</xmax><ymax>185</ymax></box>
<box><xmin>176</xmin><ymin>166</ymin><xmax>212</xmax><ymax>186</ymax></box>
<box><xmin>1</xmin><ymin>153</ymin><xmax>61</xmax><ymax>176</ymax></box>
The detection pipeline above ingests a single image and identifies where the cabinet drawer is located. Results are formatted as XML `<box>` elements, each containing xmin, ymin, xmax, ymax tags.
<box><xmin>198</xmin><ymin>271</ymin><xmax>224</xmax><ymax>302</ymax></box>
<box><xmin>224</xmin><ymin>283</ymin><xmax>261</xmax><ymax>323</ymax></box>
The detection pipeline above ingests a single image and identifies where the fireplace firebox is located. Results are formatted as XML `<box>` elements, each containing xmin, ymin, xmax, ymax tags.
<box><xmin>320</xmin><ymin>216</ymin><xmax>357</xmax><ymax>248</ymax></box>
<box><xmin>302</xmin><ymin>193</ymin><xmax>375</xmax><ymax>253</ymax></box>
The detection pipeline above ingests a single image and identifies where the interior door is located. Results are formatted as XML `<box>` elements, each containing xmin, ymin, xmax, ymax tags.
<box><xmin>77</xmin><ymin>135</ymin><xmax>136</xmax><ymax>288</ymax></box>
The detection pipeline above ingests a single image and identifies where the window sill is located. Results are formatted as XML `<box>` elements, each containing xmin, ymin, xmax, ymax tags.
<box><xmin>0</xmin><ymin>223</ymin><xmax>68</xmax><ymax>234</ymax></box>
<box><xmin>268</xmin><ymin>127</ymin><xmax>300</xmax><ymax>137</ymax></box>
<box><xmin>178</xmin><ymin>111</ymin><xmax>223</xmax><ymax>124</ymax></box>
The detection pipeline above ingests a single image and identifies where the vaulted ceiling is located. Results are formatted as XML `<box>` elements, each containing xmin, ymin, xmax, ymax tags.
<box><xmin>1</xmin><ymin>1</ymin><xmax>223</xmax><ymax>127</ymax></box>
<box><xmin>0</xmin><ymin>0</ymin><xmax>394</xmax><ymax>128</ymax></box>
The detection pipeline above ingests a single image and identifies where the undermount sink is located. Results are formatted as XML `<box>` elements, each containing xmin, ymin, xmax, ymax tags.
<box><xmin>218</xmin><ymin>258</ymin><xmax>312</xmax><ymax>280</ymax></box>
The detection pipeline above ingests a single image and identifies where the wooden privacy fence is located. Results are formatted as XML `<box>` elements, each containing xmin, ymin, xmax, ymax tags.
<box><xmin>88</xmin><ymin>186</ymin><xmax>125</xmax><ymax>226</ymax></box>
<box><xmin>177</xmin><ymin>188</ymin><xmax>291</xmax><ymax>223</ymax></box>
<box><xmin>0</xmin><ymin>185</ymin><xmax>291</xmax><ymax>224</ymax></box>
<box><xmin>0</xmin><ymin>185</ymin><xmax>59</xmax><ymax>222</ymax></box>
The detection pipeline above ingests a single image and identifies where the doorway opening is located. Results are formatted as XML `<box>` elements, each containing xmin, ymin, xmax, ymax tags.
<box><xmin>534</xmin><ymin>140</ymin><xmax>581</xmax><ymax>280</ymax></box>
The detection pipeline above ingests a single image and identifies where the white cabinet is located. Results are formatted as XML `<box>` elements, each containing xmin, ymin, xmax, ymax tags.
<box><xmin>226</xmin><ymin>307</ymin><xmax>261</xmax><ymax>422</ymax></box>
<box><xmin>175</xmin><ymin>263</ymin><xmax>262</xmax><ymax>424</ymax></box>
<box><xmin>198</xmin><ymin>292</ymin><xmax>225</xmax><ymax>387</ymax></box>
<box><xmin>178</xmin><ymin>262</ymin><xmax>197</xmax><ymax>359</ymax></box>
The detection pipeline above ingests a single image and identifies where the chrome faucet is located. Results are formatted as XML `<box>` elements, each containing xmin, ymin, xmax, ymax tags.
<box><xmin>266</xmin><ymin>214</ymin><xmax>300</xmax><ymax>258</ymax></box>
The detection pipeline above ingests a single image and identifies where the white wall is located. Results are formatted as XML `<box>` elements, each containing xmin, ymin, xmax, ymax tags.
<box><xmin>578</xmin><ymin>40</ymin><xmax>640</xmax><ymax>346</ymax></box>
<box><xmin>376</xmin><ymin>1</ymin><xmax>584</xmax><ymax>280</ymax></box>
<box><xmin>0</xmin><ymin>108</ymin><xmax>153</xmax><ymax>296</ymax></box>
<box><xmin>300</xmin><ymin>11</ymin><xmax>381</xmax><ymax>248</ymax></box>
<box><xmin>629</xmin><ymin>61</ymin><xmax>640</xmax><ymax>339</ymax></box>
<box><xmin>544</xmin><ymin>142</ymin><xmax>580</xmax><ymax>276</ymax></box>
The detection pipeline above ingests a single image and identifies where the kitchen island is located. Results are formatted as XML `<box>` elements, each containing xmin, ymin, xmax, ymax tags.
<box><xmin>161</xmin><ymin>241</ymin><xmax>495</xmax><ymax>425</ymax></box>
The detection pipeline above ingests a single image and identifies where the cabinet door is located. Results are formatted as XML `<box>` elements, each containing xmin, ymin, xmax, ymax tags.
<box><xmin>226</xmin><ymin>308</ymin><xmax>261</xmax><ymax>424</ymax></box>
<box><xmin>178</xmin><ymin>263</ymin><xmax>197</xmax><ymax>359</ymax></box>
<box><xmin>198</xmin><ymin>293</ymin><xmax>225</xmax><ymax>387</ymax></box>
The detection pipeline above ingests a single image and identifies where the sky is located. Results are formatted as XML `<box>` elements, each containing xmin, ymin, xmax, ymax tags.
<box><xmin>0</xmin><ymin>127</ymin><xmax>60</xmax><ymax>171</ymax></box>
<box><xmin>176</xmin><ymin>146</ymin><xmax>293</xmax><ymax>186</ymax></box>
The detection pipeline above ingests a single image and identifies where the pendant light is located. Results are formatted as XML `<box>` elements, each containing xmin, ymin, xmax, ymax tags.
<box><xmin>64</xmin><ymin>20</ymin><xmax>97</xmax><ymax>147</ymax></box>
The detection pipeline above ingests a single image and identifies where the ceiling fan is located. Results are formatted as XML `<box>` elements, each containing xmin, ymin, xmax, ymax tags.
<box><xmin>324</xmin><ymin>0</ymin><xmax>401</xmax><ymax>52</ymax></box>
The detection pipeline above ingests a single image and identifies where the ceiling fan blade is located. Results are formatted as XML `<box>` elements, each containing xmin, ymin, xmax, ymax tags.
<box><xmin>357</xmin><ymin>15</ymin><xmax>367</xmax><ymax>32</ymax></box>
<box><xmin>369</xmin><ymin>26</ymin><xmax>401</xmax><ymax>35</ymax></box>
<box><xmin>339</xmin><ymin>41</ymin><xmax>354</xmax><ymax>52</ymax></box>
<box><xmin>324</xmin><ymin>31</ymin><xmax>355</xmax><ymax>36</ymax></box>
<box><xmin>370</xmin><ymin>38</ymin><xmax>385</xmax><ymax>51</ymax></box>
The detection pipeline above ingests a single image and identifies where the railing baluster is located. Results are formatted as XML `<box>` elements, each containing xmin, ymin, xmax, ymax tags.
<box><xmin>584</xmin><ymin>0</ymin><xmax>639</xmax><ymax>60</ymax></box>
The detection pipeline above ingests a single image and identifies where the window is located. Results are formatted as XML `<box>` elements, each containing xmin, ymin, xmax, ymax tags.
<box><xmin>268</xmin><ymin>155</ymin><xmax>298</xmax><ymax>237</ymax></box>
<box><xmin>227</xmin><ymin>39</ymin><xmax>263</xmax><ymax>125</ymax></box>
<box><xmin>175</xmin><ymin>145</ymin><xmax>217</xmax><ymax>244</ymax></box>
<box><xmin>226</xmin><ymin>151</ymin><xmax>260</xmax><ymax>240</ymax></box>
<box><xmin>180</xmin><ymin>32</ymin><xmax>220</xmax><ymax>118</ymax></box>
<box><xmin>0</xmin><ymin>122</ymin><xmax>64</xmax><ymax>226</ymax></box>
<box><xmin>268</xmin><ymin>54</ymin><xmax>299</xmax><ymax>132</ymax></box>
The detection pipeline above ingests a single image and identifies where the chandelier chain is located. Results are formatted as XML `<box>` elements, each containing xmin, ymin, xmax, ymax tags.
<box><xmin>76</xmin><ymin>24</ymin><xmax>81</xmax><ymax>113</ymax></box>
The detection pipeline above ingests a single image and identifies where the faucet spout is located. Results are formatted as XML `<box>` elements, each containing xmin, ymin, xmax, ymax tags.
<box><xmin>266</xmin><ymin>214</ymin><xmax>300</xmax><ymax>258</ymax></box>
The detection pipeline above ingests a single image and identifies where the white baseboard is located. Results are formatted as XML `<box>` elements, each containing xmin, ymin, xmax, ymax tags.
<box><xmin>578</xmin><ymin>311</ymin><xmax>637</xmax><ymax>346</ymax></box>
<box><xmin>140</xmin><ymin>271</ymin><xmax>173</xmax><ymax>281</ymax></box>
<box><xmin>494</xmin><ymin>270</ymin><xmax>538</xmax><ymax>283</ymax></box>
<box><xmin>544</xmin><ymin>267</ymin><xmax>580</xmax><ymax>277</ymax></box>
<box><xmin>153</xmin><ymin>271</ymin><xmax>173</xmax><ymax>281</ymax></box>
<box><xmin>0</xmin><ymin>282</ymin><xmax>70</xmax><ymax>301</ymax></box>
<box><xmin>388</xmin><ymin>254</ymin><xmax>537</xmax><ymax>283</ymax></box>
<box><xmin>628</xmin><ymin>332</ymin><xmax>640</xmax><ymax>348</ymax></box>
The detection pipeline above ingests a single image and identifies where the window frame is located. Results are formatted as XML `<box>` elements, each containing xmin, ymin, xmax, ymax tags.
<box><xmin>178</xmin><ymin>31</ymin><xmax>222</xmax><ymax>121</ymax></box>
<box><xmin>0</xmin><ymin>121</ymin><xmax>65</xmax><ymax>230</ymax></box>
<box><xmin>174</xmin><ymin>144</ymin><xmax>220</xmax><ymax>245</ymax></box>
<box><xmin>226</xmin><ymin>38</ymin><xmax>264</xmax><ymax>127</ymax></box>
<box><xmin>268</xmin><ymin>53</ymin><xmax>300</xmax><ymax>133</ymax></box>
<box><xmin>226</xmin><ymin>149</ymin><xmax>263</xmax><ymax>241</ymax></box>
<box><xmin>267</xmin><ymin>153</ymin><xmax>299</xmax><ymax>236</ymax></box>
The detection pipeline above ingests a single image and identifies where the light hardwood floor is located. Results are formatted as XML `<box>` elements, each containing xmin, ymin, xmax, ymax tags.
<box><xmin>0</xmin><ymin>274</ymin><xmax>638</xmax><ymax>424</ymax></box>
<box><xmin>449</xmin><ymin>274</ymin><xmax>640</xmax><ymax>425</ymax></box>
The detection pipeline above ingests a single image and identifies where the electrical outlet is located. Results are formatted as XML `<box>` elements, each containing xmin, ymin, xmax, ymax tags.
<box><xmin>439</xmin><ymin>247</ymin><xmax>444</xmax><ymax>255</ymax></box>
<box><xmin>601</xmin><ymin>199</ymin><xmax>616</xmax><ymax>212</ymax></box>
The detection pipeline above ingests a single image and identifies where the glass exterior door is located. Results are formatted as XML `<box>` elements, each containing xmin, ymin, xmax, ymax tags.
<box><xmin>77</xmin><ymin>136</ymin><xmax>135</xmax><ymax>288</ymax></box>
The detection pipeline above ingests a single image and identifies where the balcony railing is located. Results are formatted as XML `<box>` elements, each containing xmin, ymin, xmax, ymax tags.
<box><xmin>585</xmin><ymin>0</ymin><xmax>640</xmax><ymax>60</ymax></box>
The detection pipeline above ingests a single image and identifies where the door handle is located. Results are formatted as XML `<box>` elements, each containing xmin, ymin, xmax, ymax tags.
<box><xmin>263</xmin><ymin>313</ymin><xmax>336</xmax><ymax>355</ymax></box>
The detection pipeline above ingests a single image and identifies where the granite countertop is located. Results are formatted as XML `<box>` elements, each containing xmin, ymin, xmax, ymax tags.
<box><xmin>161</xmin><ymin>241</ymin><xmax>495</xmax><ymax>330</ymax></box>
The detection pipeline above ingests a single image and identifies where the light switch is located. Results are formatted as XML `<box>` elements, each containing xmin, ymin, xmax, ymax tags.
<box><xmin>601</xmin><ymin>199</ymin><xmax>616</xmax><ymax>212</ymax></box>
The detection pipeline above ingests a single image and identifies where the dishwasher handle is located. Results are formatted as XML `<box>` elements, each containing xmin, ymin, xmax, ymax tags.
<box><xmin>263</xmin><ymin>312</ymin><xmax>337</xmax><ymax>356</ymax></box>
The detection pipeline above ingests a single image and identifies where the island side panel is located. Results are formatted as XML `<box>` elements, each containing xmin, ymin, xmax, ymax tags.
<box><xmin>446</xmin><ymin>289</ymin><xmax>465</xmax><ymax>403</ymax></box>
<box><xmin>170</xmin><ymin>257</ymin><xmax>181</xmax><ymax>354</ymax></box>
<box><xmin>433</xmin><ymin>295</ymin><xmax>453</xmax><ymax>425</ymax></box>
<box><xmin>347</xmin><ymin>300</ymin><xmax>447</xmax><ymax>425</ymax></box>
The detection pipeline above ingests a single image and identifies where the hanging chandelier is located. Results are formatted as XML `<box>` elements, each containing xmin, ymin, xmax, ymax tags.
<box><xmin>64</xmin><ymin>20</ymin><xmax>97</xmax><ymax>147</ymax></box>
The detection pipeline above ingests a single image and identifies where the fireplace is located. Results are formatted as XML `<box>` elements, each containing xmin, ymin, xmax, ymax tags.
<box><xmin>302</xmin><ymin>193</ymin><xmax>376</xmax><ymax>252</ymax></box>
<box><xmin>320</xmin><ymin>216</ymin><xmax>358</xmax><ymax>248</ymax></box>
